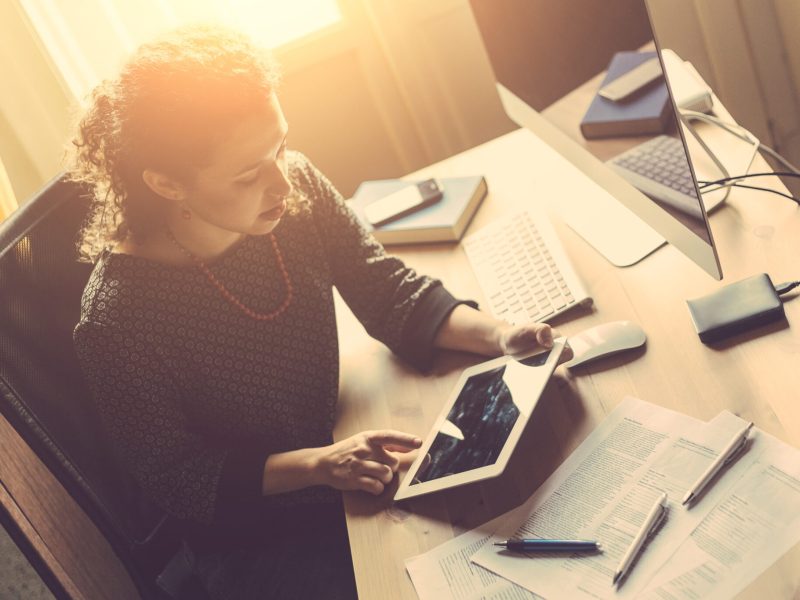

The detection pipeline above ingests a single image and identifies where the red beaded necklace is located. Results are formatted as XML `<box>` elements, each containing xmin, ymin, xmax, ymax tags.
<box><xmin>167</xmin><ymin>230</ymin><xmax>293</xmax><ymax>321</ymax></box>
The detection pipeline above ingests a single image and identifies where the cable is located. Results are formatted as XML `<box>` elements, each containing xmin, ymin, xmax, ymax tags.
<box><xmin>698</xmin><ymin>171</ymin><xmax>800</xmax><ymax>189</ymax></box>
<box><xmin>683</xmin><ymin>110</ymin><xmax>800</xmax><ymax>177</ymax></box>
<box><xmin>681</xmin><ymin>110</ymin><xmax>757</xmax><ymax>144</ymax></box>
<box><xmin>681</xmin><ymin>110</ymin><xmax>800</xmax><ymax>169</ymax></box>
<box><xmin>697</xmin><ymin>173</ymin><xmax>800</xmax><ymax>204</ymax></box>
<box><xmin>775</xmin><ymin>281</ymin><xmax>800</xmax><ymax>296</ymax></box>
<box><xmin>714</xmin><ymin>182</ymin><xmax>800</xmax><ymax>204</ymax></box>
<box><xmin>682</xmin><ymin>114</ymin><xmax>800</xmax><ymax>300</ymax></box>
<box><xmin>758</xmin><ymin>143</ymin><xmax>800</xmax><ymax>175</ymax></box>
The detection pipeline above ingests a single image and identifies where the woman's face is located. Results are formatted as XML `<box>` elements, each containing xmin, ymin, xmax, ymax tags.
<box><xmin>181</xmin><ymin>93</ymin><xmax>292</xmax><ymax>237</ymax></box>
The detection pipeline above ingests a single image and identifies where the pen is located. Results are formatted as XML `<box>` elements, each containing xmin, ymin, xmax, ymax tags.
<box><xmin>681</xmin><ymin>421</ymin><xmax>754</xmax><ymax>506</ymax></box>
<box><xmin>494</xmin><ymin>539</ymin><xmax>601</xmax><ymax>552</ymax></box>
<box><xmin>613</xmin><ymin>492</ymin><xmax>668</xmax><ymax>585</ymax></box>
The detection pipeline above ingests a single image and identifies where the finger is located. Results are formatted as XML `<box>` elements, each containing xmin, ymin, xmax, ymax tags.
<box><xmin>382</xmin><ymin>444</ymin><xmax>418</xmax><ymax>454</ymax></box>
<box><xmin>358</xmin><ymin>460</ymin><xmax>395</xmax><ymax>484</ymax></box>
<box><xmin>503</xmin><ymin>324</ymin><xmax>550</xmax><ymax>356</ymax></box>
<box><xmin>353</xmin><ymin>442</ymin><xmax>401</xmax><ymax>471</ymax></box>
<box><xmin>373</xmin><ymin>446</ymin><xmax>401</xmax><ymax>471</ymax></box>
<box><xmin>366</xmin><ymin>430</ymin><xmax>422</xmax><ymax>450</ymax></box>
<box><xmin>510</xmin><ymin>324</ymin><xmax>539</xmax><ymax>342</ymax></box>
<box><xmin>356</xmin><ymin>475</ymin><xmax>385</xmax><ymax>496</ymax></box>
<box><xmin>535</xmin><ymin>324</ymin><xmax>554</xmax><ymax>348</ymax></box>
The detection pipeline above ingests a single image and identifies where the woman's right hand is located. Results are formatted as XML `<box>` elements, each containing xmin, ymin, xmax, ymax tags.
<box><xmin>312</xmin><ymin>430</ymin><xmax>422</xmax><ymax>495</ymax></box>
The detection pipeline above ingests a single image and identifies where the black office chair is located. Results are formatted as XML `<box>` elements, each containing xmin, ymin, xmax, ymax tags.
<box><xmin>0</xmin><ymin>175</ymin><xmax>208</xmax><ymax>600</ymax></box>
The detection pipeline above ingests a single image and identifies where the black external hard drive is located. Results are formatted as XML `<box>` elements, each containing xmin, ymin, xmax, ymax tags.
<box><xmin>686</xmin><ymin>273</ymin><xmax>786</xmax><ymax>343</ymax></box>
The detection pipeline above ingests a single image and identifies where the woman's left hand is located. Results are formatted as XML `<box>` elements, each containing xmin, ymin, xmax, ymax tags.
<box><xmin>498</xmin><ymin>322</ymin><xmax>574</xmax><ymax>363</ymax></box>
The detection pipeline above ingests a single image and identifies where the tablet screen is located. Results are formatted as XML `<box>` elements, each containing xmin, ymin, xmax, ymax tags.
<box><xmin>395</xmin><ymin>339</ymin><xmax>565</xmax><ymax>500</ymax></box>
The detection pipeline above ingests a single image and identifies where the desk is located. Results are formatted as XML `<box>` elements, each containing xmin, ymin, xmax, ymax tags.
<box><xmin>335</xmin><ymin>127</ymin><xmax>800</xmax><ymax>599</ymax></box>
<box><xmin>0</xmin><ymin>85</ymin><xmax>796</xmax><ymax>600</ymax></box>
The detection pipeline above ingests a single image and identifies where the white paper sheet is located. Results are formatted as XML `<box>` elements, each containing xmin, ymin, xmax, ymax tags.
<box><xmin>405</xmin><ymin>398</ymin><xmax>800</xmax><ymax>600</ymax></box>
<box><xmin>471</xmin><ymin>398</ymin><xmax>752</xmax><ymax>599</ymax></box>
<box><xmin>405</xmin><ymin>508</ymin><xmax>541</xmax><ymax>600</ymax></box>
<box><xmin>638</xmin><ymin>431</ymin><xmax>800</xmax><ymax>600</ymax></box>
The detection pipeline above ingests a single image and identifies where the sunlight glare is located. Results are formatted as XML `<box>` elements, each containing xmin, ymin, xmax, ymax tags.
<box><xmin>223</xmin><ymin>0</ymin><xmax>342</xmax><ymax>48</ymax></box>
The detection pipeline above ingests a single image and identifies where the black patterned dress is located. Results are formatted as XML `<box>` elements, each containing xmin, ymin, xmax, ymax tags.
<box><xmin>73</xmin><ymin>153</ymin><xmax>469</xmax><ymax>598</ymax></box>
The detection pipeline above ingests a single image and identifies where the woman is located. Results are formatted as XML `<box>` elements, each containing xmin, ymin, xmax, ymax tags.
<box><xmin>70</xmin><ymin>25</ymin><xmax>564</xmax><ymax>599</ymax></box>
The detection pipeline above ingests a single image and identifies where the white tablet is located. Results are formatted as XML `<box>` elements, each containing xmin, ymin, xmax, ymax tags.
<box><xmin>394</xmin><ymin>338</ymin><xmax>566</xmax><ymax>501</ymax></box>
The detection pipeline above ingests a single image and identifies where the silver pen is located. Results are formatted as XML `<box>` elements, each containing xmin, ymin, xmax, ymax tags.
<box><xmin>681</xmin><ymin>422</ymin><xmax>753</xmax><ymax>506</ymax></box>
<box><xmin>613</xmin><ymin>492</ymin><xmax>668</xmax><ymax>586</ymax></box>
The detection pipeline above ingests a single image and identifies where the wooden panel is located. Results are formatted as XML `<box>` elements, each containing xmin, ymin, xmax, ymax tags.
<box><xmin>0</xmin><ymin>482</ymin><xmax>76</xmax><ymax>599</ymax></box>
<box><xmin>0</xmin><ymin>416</ymin><xmax>139</xmax><ymax>600</ymax></box>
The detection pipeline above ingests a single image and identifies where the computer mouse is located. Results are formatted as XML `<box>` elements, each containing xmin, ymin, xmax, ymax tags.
<box><xmin>564</xmin><ymin>321</ymin><xmax>647</xmax><ymax>369</ymax></box>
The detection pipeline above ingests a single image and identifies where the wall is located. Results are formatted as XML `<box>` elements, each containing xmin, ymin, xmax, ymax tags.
<box><xmin>277</xmin><ymin>1</ymin><xmax>516</xmax><ymax>196</ymax></box>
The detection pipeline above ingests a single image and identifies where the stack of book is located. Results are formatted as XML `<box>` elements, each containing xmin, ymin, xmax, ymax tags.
<box><xmin>580</xmin><ymin>51</ymin><xmax>672</xmax><ymax>139</ymax></box>
<box><xmin>349</xmin><ymin>175</ymin><xmax>488</xmax><ymax>245</ymax></box>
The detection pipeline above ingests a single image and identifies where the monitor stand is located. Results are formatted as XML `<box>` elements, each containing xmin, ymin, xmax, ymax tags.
<box><xmin>498</xmin><ymin>85</ymin><xmax>664</xmax><ymax>267</ymax></box>
<box><xmin>554</xmin><ymin>190</ymin><xmax>665</xmax><ymax>267</ymax></box>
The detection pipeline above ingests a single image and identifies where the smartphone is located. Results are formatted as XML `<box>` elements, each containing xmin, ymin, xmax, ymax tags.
<box><xmin>363</xmin><ymin>178</ymin><xmax>443</xmax><ymax>227</ymax></box>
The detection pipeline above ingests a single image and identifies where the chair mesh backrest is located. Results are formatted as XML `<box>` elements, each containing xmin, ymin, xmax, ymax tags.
<box><xmin>0</xmin><ymin>176</ymin><xmax>164</xmax><ymax>549</ymax></box>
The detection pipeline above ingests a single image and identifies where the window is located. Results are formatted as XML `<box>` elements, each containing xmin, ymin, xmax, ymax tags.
<box><xmin>19</xmin><ymin>0</ymin><xmax>343</xmax><ymax>100</ymax></box>
<box><xmin>218</xmin><ymin>0</ymin><xmax>343</xmax><ymax>48</ymax></box>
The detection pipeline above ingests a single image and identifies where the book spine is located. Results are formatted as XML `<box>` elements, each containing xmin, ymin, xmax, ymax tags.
<box><xmin>374</xmin><ymin>228</ymin><xmax>457</xmax><ymax>245</ymax></box>
<box><xmin>580</xmin><ymin>117</ymin><xmax>665</xmax><ymax>140</ymax></box>
<box><xmin>452</xmin><ymin>177</ymin><xmax>487</xmax><ymax>239</ymax></box>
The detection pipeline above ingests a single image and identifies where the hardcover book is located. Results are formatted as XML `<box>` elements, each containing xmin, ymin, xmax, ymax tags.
<box><xmin>580</xmin><ymin>51</ymin><xmax>672</xmax><ymax>139</ymax></box>
<box><xmin>349</xmin><ymin>175</ymin><xmax>488</xmax><ymax>245</ymax></box>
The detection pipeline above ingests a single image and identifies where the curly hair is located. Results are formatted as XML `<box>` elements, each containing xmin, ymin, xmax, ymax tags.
<box><xmin>69</xmin><ymin>25</ymin><xmax>282</xmax><ymax>262</ymax></box>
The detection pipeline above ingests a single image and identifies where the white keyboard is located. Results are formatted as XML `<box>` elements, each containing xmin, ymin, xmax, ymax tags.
<box><xmin>462</xmin><ymin>211</ymin><xmax>591</xmax><ymax>325</ymax></box>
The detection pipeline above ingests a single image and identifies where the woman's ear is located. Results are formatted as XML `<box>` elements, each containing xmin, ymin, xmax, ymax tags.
<box><xmin>142</xmin><ymin>169</ymin><xmax>186</xmax><ymax>203</ymax></box>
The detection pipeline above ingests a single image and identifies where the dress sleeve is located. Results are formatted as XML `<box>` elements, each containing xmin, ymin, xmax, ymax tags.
<box><xmin>73</xmin><ymin>321</ymin><xmax>268</xmax><ymax>524</ymax></box>
<box><xmin>294</xmin><ymin>154</ymin><xmax>476</xmax><ymax>370</ymax></box>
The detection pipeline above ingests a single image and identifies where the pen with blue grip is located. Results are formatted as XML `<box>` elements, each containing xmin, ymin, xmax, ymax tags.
<box><xmin>494</xmin><ymin>539</ymin><xmax>601</xmax><ymax>552</ymax></box>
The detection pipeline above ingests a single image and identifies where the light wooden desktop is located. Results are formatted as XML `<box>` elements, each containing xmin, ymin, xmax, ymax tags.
<box><xmin>334</xmin><ymin>105</ymin><xmax>800</xmax><ymax>598</ymax></box>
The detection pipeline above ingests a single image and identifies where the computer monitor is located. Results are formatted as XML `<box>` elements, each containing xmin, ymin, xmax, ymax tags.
<box><xmin>468</xmin><ymin>0</ymin><xmax>726</xmax><ymax>279</ymax></box>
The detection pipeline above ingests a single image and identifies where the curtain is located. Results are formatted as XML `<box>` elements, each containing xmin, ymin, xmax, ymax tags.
<box><xmin>0</xmin><ymin>156</ymin><xmax>18</xmax><ymax>221</ymax></box>
<box><xmin>18</xmin><ymin>0</ymin><xmax>343</xmax><ymax>102</ymax></box>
